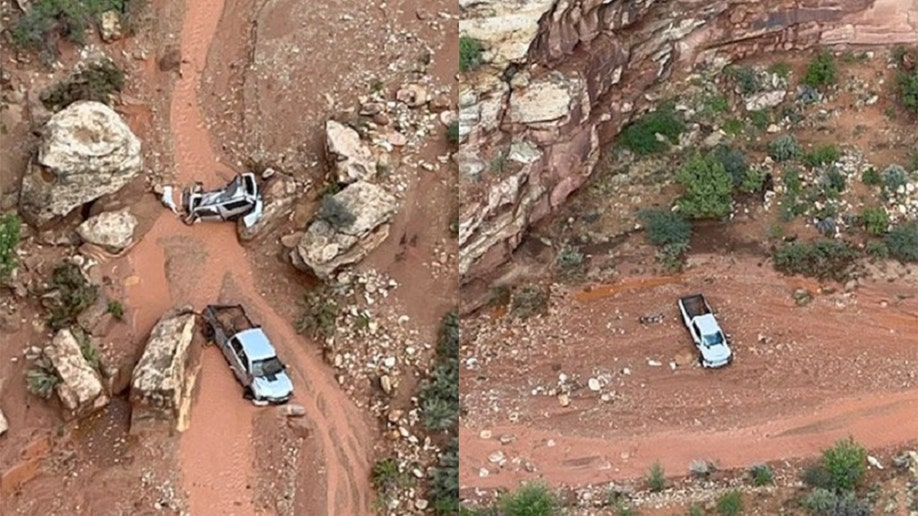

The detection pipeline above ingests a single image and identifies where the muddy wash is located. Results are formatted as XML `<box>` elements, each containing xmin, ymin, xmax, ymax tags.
<box><xmin>122</xmin><ymin>0</ymin><xmax>371</xmax><ymax>513</ymax></box>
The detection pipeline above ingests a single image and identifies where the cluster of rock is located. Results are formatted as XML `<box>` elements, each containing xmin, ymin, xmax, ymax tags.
<box><xmin>458</xmin><ymin>0</ymin><xmax>917</xmax><ymax>284</ymax></box>
<box><xmin>43</xmin><ymin>329</ymin><xmax>110</xmax><ymax>420</ymax></box>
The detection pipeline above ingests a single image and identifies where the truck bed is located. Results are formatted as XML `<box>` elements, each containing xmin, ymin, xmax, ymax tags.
<box><xmin>679</xmin><ymin>294</ymin><xmax>711</xmax><ymax>319</ymax></box>
<box><xmin>203</xmin><ymin>305</ymin><xmax>257</xmax><ymax>340</ymax></box>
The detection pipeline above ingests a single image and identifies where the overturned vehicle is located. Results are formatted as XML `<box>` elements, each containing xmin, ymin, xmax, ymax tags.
<box><xmin>162</xmin><ymin>173</ymin><xmax>264</xmax><ymax>227</ymax></box>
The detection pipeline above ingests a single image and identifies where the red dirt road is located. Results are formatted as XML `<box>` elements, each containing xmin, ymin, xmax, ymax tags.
<box><xmin>122</xmin><ymin>0</ymin><xmax>373</xmax><ymax>513</ymax></box>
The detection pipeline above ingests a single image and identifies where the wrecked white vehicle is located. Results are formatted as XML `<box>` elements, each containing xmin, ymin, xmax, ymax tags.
<box><xmin>162</xmin><ymin>173</ymin><xmax>264</xmax><ymax>227</ymax></box>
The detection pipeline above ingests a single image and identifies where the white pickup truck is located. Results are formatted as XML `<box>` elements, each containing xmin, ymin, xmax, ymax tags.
<box><xmin>678</xmin><ymin>294</ymin><xmax>733</xmax><ymax>368</ymax></box>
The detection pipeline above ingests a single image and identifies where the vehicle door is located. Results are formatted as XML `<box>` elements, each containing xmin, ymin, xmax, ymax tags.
<box><xmin>221</xmin><ymin>199</ymin><xmax>252</xmax><ymax>220</ymax></box>
<box><xmin>690</xmin><ymin>321</ymin><xmax>703</xmax><ymax>346</ymax></box>
<box><xmin>226</xmin><ymin>336</ymin><xmax>248</xmax><ymax>382</ymax></box>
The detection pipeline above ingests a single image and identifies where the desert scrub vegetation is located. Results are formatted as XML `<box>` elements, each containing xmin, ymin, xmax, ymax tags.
<box><xmin>296</xmin><ymin>287</ymin><xmax>340</xmax><ymax>339</ymax></box>
<box><xmin>510</xmin><ymin>284</ymin><xmax>548</xmax><ymax>319</ymax></box>
<box><xmin>617</xmin><ymin>104</ymin><xmax>685</xmax><ymax>155</ymax></box>
<box><xmin>12</xmin><ymin>0</ymin><xmax>128</xmax><ymax>50</ymax></box>
<box><xmin>45</xmin><ymin>261</ymin><xmax>100</xmax><ymax>331</ymax></box>
<box><xmin>0</xmin><ymin>213</ymin><xmax>21</xmax><ymax>279</ymax></box>
<box><xmin>107</xmin><ymin>299</ymin><xmax>125</xmax><ymax>320</ymax></box>
<box><xmin>707</xmin><ymin>144</ymin><xmax>749</xmax><ymax>188</ymax></box>
<box><xmin>638</xmin><ymin>208</ymin><xmax>691</xmax><ymax>270</ymax></box>
<box><xmin>881</xmin><ymin>164</ymin><xmax>908</xmax><ymax>197</ymax></box>
<box><xmin>803</xmin><ymin>50</ymin><xmax>837</xmax><ymax>88</ymax></box>
<box><xmin>749</xmin><ymin>463</ymin><xmax>774</xmax><ymax>486</ymax></box>
<box><xmin>772</xmin><ymin>240</ymin><xmax>859</xmax><ymax>281</ymax></box>
<box><xmin>371</xmin><ymin>458</ymin><xmax>412</xmax><ymax>509</ymax></box>
<box><xmin>885</xmin><ymin>221</ymin><xmax>918</xmax><ymax>262</ymax></box>
<box><xmin>727</xmin><ymin>65</ymin><xmax>762</xmax><ymax>94</ymax></box>
<box><xmin>26</xmin><ymin>356</ymin><xmax>61</xmax><ymax>399</ymax></box>
<box><xmin>768</xmin><ymin>134</ymin><xmax>802</xmax><ymax>162</ymax></box>
<box><xmin>647</xmin><ymin>461</ymin><xmax>665</xmax><ymax>492</ymax></box>
<box><xmin>860</xmin><ymin>207</ymin><xmax>889</xmax><ymax>235</ymax></box>
<box><xmin>554</xmin><ymin>245</ymin><xmax>585</xmax><ymax>281</ymax></box>
<box><xmin>897</xmin><ymin>63</ymin><xmax>918</xmax><ymax>113</ymax></box>
<box><xmin>499</xmin><ymin>482</ymin><xmax>559</xmax><ymax>516</ymax></box>
<box><xmin>802</xmin><ymin>144</ymin><xmax>840</xmax><ymax>168</ymax></box>
<box><xmin>447</xmin><ymin>120</ymin><xmax>460</xmax><ymax>144</ymax></box>
<box><xmin>860</xmin><ymin>166</ymin><xmax>881</xmax><ymax>186</ymax></box>
<box><xmin>317</xmin><ymin>193</ymin><xmax>356</xmax><ymax>229</ymax></box>
<box><xmin>429</xmin><ymin>439</ymin><xmax>458</xmax><ymax>514</ymax></box>
<box><xmin>41</xmin><ymin>59</ymin><xmax>125</xmax><ymax>111</ymax></box>
<box><xmin>420</xmin><ymin>310</ymin><xmax>459</xmax><ymax>431</ymax></box>
<box><xmin>800</xmin><ymin>488</ymin><xmax>870</xmax><ymax>516</ymax></box>
<box><xmin>716</xmin><ymin>490</ymin><xmax>743</xmax><ymax>516</ymax></box>
<box><xmin>802</xmin><ymin>437</ymin><xmax>867</xmax><ymax>492</ymax></box>
<box><xmin>676</xmin><ymin>153</ymin><xmax>733</xmax><ymax>219</ymax></box>
<box><xmin>459</xmin><ymin>36</ymin><xmax>483</xmax><ymax>72</ymax></box>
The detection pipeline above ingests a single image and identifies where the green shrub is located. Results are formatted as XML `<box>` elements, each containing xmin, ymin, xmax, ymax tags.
<box><xmin>638</xmin><ymin>208</ymin><xmax>692</xmax><ymax>248</ymax></box>
<box><xmin>822</xmin><ymin>437</ymin><xmax>867</xmax><ymax>492</ymax></box>
<box><xmin>897</xmin><ymin>68</ymin><xmax>918</xmax><ymax>113</ymax></box>
<box><xmin>860</xmin><ymin>207</ymin><xmax>889</xmax><ymax>235</ymax></box>
<box><xmin>802</xmin><ymin>464</ymin><xmax>834</xmax><ymax>490</ymax></box>
<box><xmin>749</xmin><ymin>464</ymin><xmax>774</xmax><ymax>486</ymax></box>
<box><xmin>707</xmin><ymin>144</ymin><xmax>749</xmax><ymax>187</ymax></box>
<box><xmin>716</xmin><ymin>490</ymin><xmax>743</xmax><ymax>516</ymax></box>
<box><xmin>748</xmin><ymin>109</ymin><xmax>769</xmax><ymax>131</ymax></box>
<box><xmin>510</xmin><ymin>284</ymin><xmax>548</xmax><ymax>319</ymax></box>
<box><xmin>804</xmin><ymin>51</ymin><xmax>837</xmax><ymax>88</ymax></box>
<box><xmin>647</xmin><ymin>461</ymin><xmax>665</xmax><ymax>492</ymax></box>
<box><xmin>723</xmin><ymin>118</ymin><xmax>744</xmax><ymax>136</ymax></box>
<box><xmin>881</xmin><ymin>164</ymin><xmax>908</xmax><ymax>195</ymax></box>
<box><xmin>618</xmin><ymin>105</ymin><xmax>685</xmax><ymax>155</ymax></box>
<box><xmin>430</xmin><ymin>439</ymin><xmax>458</xmax><ymax>514</ymax></box>
<box><xmin>12</xmin><ymin>0</ymin><xmax>127</xmax><ymax>51</ymax></box>
<box><xmin>801</xmin><ymin>488</ymin><xmax>871</xmax><ymax>516</ymax></box>
<box><xmin>499</xmin><ymin>482</ymin><xmax>559</xmax><ymax>516</ymax></box>
<box><xmin>688</xmin><ymin>505</ymin><xmax>704</xmax><ymax>516</ymax></box>
<box><xmin>773</xmin><ymin>240</ymin><xmax>859</xmax><ymax>281</ymax></box>
<box><xmin>0</xmin><ymin>213</ymin><xmax>21</xmax><ymax>279</ymax></box>
<box><xmin>107</xmin><ymin>299</ymin><xmax>124</xmax><ymax>320</ymax></box>
<box><xmin>803</xmin><ymin>145</ymin><xmax>840</xmax><ymax>168</ymax></box>
<box><xmin>371</xmin><ymin>457</ymin><xmax>410</xmax><ymax>505</ymax></box>
<box><xmin>317</xmin><ymin>194</ymin><xmax>356</xmax><ymax>229</ymax></box>
<box><xmin>739</xmin><ymin>167</ymin><xmax>765</xmax><ymax>193</ymax></box>
<box><xmin>41</xmin><ymin>59</ymin><xmax>125</xmax><ymax>111</ymax></box>
<box><xmin>885</xmin><ymin>221</ymin><xmax>918</xmax><ymax>262</ymax></box>
<box><xmin>866</xmin><ymin>241</ymin><xmax>889</xmax><ymax>259</ymax></box>
<box><xmin>296</xmin><ymin>287</ymin><xmax>339</xmax><ymax>339</ymax></box>
<box><xmin>45</xmin><ymin>262</ymin><xmax>100</xmax><ymax>331</ymax></box>
<box><xmin>421</xmin><ymin>311</ymin><xmax>460</xmax><ymax>430</ymax></box>
<box><xmin>25</xmin><ymin>357</ymin><xmax>60</xmax><ymax>399</ymax></box>
<box><xmin>820</xmin><ymin>167</ymin><xmax>847</xmax><ymax>197</ymax></box>
<box><xmin>768</xmin><ymin>62</ymin><xmax>792</xmax><ymax>79</ymax></box>
<box><xmin>555</xmin><ymin>245</ymin><xmax>585</xmax><ymax>281</ymax></box>
<box><xmin>459</xmin><ymin>36</ymin><xmax>483</xmax><ymax>72</ymax></box>
<box><xmin>729</xmin><ymin>66</ymin><xmax>761</xmax><ymax>95</ymax></box>
<box><xmin>861</xmin><ymin>167</ymin><xmax>880</xmax><ymax>186</ymax></box>
<box><xmin>447</xmin><ymin>120</ymin><xmax>460</xmax><ymax>144</ymax></box>
<box><xmin>676</xmin><ymin>153</ymin><xmax>733</xmax><ymax>219</ymax></box>
<box><xmin>702</xmin><ymin>93</ymin><xmax>729</xmax><ymax>115</ymax></box>
<box><xmin>768</xmin><ymin>134</ymin><xmax>802</xmax><ymax>161</ymax></box>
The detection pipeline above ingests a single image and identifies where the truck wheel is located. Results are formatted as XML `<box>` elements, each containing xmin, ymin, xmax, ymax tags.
<box><xmin>242</xmin><ymin>387</ymin><xmax>254</xmax><ymax>400</ymax></box>
<box><xmin>202</xmin><ymin>324</ymin><xmax>214</xmax><ymax>341</ymax></box>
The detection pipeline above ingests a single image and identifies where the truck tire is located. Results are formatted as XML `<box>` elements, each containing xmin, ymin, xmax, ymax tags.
<box><xmin>242</xmin><ymin>387</ymin><xmax>254</xmax><ymax>400</ymax></box>
<box><xmin>202</xmin><ymin>323</ymin><xmax>215</xmax><ymax>341</ymax></box>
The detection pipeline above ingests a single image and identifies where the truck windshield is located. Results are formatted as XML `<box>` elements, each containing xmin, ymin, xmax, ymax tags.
<box><xmin>703</xmin><ymin>332</ymin><xmax>724</xmax><ymax>346</ymax></box>
<box><xmin>252</xmin><ymin>357</ymin><xmax>284</xmax><ymax>377</ymax></box>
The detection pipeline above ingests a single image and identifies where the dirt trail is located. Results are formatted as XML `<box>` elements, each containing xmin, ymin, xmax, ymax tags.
<box><xmin>460</xmin><ymin>389</ymin><xmax>918</xmax><ymax>489</ymax></box>
<box><xmin>122</xmin><ymin>0</ymin><xmax>371</xmax><ymax>513</ymax></box>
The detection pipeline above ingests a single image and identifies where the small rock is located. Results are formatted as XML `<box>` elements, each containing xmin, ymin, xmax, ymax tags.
<box><xmin>479</xmin><ymin>429</ymin><xmax>492</xmax><ymax>439</ymax></box>
<box><xmin>647</xmin><ymin>359</ymin><xmax>662</xmax><ymax>367</ymax></box>
<box><xmin>558</xmin><ymin>393</ymin><xmax>570</xmax><ymax>407</ymax></box>
<box><xmin>415</xmin><ymin>499</ymin><xmax>429</xmax><ymax>510</ymax></box>
<box><xmin>282</xmin><ymin>404</ymin><xmax>306</xmax><ymax>418</ymax></box>
<box><xmin>387</xmin><ymin>409</ymin><xmax>404</xmax><ymax>423</ymax></box>
<box><xmin>478</xmin><ymin>467</ymin><xmax>489</xmax><ymax>478</ymax></box>
<box><xmin>488</xmin><ymin>450</ymin><xmax>505</xmax><ymax>464</ymax></box>
<box><xmin>867</xmin><ymin>455</ymin><xmax>883</xmax><ymax>469</ymax></box>
<box><xmin>499</xmin><ymin>434</ymin><xmax>516</xmax><ymax>444</ymax></box>
<box><xmin>622</xmin><ymin>368</ymin><xmax>631</xmax><ymax>375</ymax></box>
<box><xmin>427</xmin><ymin>93</ymin><xmax>451</xmax><ymax>112</ymax></box>
<box><xmin>281</xmin><ymin>232</ymin><xmax>303</xmax><ymax>248</ymax></box>
<box><xmin>99</xmin><ymin>10</ymin><xmax>123</xmax><ymax>42</ymax></box>
<box><xmin>396</xmin><ymin>84</ymin><xmax>428</xmax><ymax>107</ymax></box>
<box><xmin>379</xmin><ymin>375</ymin><xmax>393</xmax><ymax>395</ymax></box>
<box><xmin>0</xmin><ymin>409</ymin><xmax>7</xmax><ymax>436</ymax></box>
<box><xmin>587</xmin><ymin>378</ymin><xmax>601</xmax><ymax>391</ymax></box>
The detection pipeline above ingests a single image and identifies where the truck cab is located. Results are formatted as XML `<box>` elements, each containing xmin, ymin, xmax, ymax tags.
<box><xmin>678</xmin><ymin>294</ymin><xmax>733</xmax><ymax>368</ymax></box>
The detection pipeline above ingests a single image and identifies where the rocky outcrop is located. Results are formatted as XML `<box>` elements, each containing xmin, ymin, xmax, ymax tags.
<box><xmin>44</xmin><ymin>329</ymin><xmax>109</xmax><ymax>419</ymax></box>
<box><xmin>326</xmin><ymin>120</ymin><xmax>377</xmax><ymax>184</ymax></box>
<box><xmin>292</xmin><ymin>181</ymin><xmax>397</xmax><ymax>280</ymax></box>
<box><xmin>19</xmin><ymin>101</ymin><xmax>142</xmax><ymax>228</ymax></box>
<box><xmin>237</xmin><ymin>172</ymin><xmax>303</xmax><ymax>241</ymax></box>
<box><xmin>76</xmin><ymin>209</ymin><xmax>137</xmax><ymax>253</ymax></box>
<box><xmin>129</xmin><ymin>307</ymin><xmax>197</xmax><ymax>434</ymax></box>
<box><xmin>458</xmin><ymin>0</ymin><xmax>918</xmax><ymax>283</ymax></box>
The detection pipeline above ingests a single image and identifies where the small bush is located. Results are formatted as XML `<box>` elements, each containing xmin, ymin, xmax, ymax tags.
<box><xmin>0</xmin><ymin>213</ymin><xmax>21</xmax><ymax>279</ymax></box>
<box><xmin>555</xmin><ymin>245</ymin><xmax>585</xmax><ymax>281</ymax></box>
<box><xmin>802</xmin><ymin>464</ymin><xmax>835</xmax><ymax>490</ymax></box>
<box><xmin>885</xmin><ymin>221</ymin><xmax>918</xmax><ymax>262</ymax></box>
<box><xmin>459</xmin><ymin>36</ymin><xmax>483</xmax><ymax>72</ymax></box>
<box><xmin>803</xmin><ymin>145</ymin><xmax>840</xmax><ymax>168</ymax></box>
<box><xmin>688</xmin><ymin>505</ymin><xmax>704</xmax><ymax>516</ymax></box>
<box><xmin>723</xmin><ymin>118</ymin><xmax>744</xmax><ymax>136</ymax></box>
<box><xmin>860</xmin><ymin>207</ymin><xmax>889</xmax><ymax>236</ymax></box>
<box><xmin>45</xmin><ymin>262</ymin><xmax>100</xmax><ymax>331</ymax></box>
<box><xmin>12</xmin><ymin>0</ymin><xmax>127</xmax><ymax>51</ymax></box>
<box><xmin>41</xmin><ymin>59</ymin><xmax>125</xmax><ymax>111</ymax></box>
<box><xmin>708</xmin><ymin>144</ymin><xmax>749</xmax><ymax>187</ymax></box>
<box><xmin>749</xmin><ymin>463</ymin><xmax>774</xmax><ymax>486</ymax></box>
<box><xmin>881</xmin><ymin>164</ymin><xmax>908</xmax><ymax>195</ymax></box>
<box><xmin>738</xmin><ymin>167</ymin><xmax>765</xmax><ymax>194</ymax></box>
<box><xmin>420</xmin><ymin>311</ymin><xmax>459</xmax><ymax>430</ymax></box>
<box><xmin>25</xmin><ymin>357</ymin><xmax>60</xmax><ymax>399</ymax></box>
<box><xmin>702</xmin><ymin>93</ymin><xmax>729</xmax><ymax>115</ymax></box>
<box><xmin>865</xmin><ymin>241</ymin><xmax>889</xmax><ymax>259</ymax></box>
<box><xmin>861</xmin><ymin>167</ymin><xmax>880</xmax><ymax>186</ymax></box>
<box><xmin>804</xmin><ymin>51</ymin><xmax>837</xmax><ymax>88</ymax></box>
<box><xmin>430</xmin><ymin>439</ymin><xmax>459</xmax><ymax>514</ymax></box>
<box><xmin>317</xmin><ymin>194</ymin><xmax>356</xmax><ymax>229</ymax></box>
<box><xmin>729</xmin><ymin>66</ymin><xmax>761</xmax><ymax>95</ymax></box>
<box><xmin>647</xmin><ymin>461</ymin><xmax>665</xmax><ymax>492</ymax></box>
<box><xmin>897</xmin><ymin>68</ymin><xmax>918</xmax><ymax>113</ymax></box>
<box><xmin>768</xmin><ymin>134</ymin><xmax>802</xmax><ymax>162</ymax></box>
<box><xmin>768</xmin><ymin>62</ymin><xmax>792</xmax><ymax>79</ymax></box>
<box><xmin>716</xmin><ymin>490</ymin><xmax>743</xmax><ymax>516</ymax></box>
<box><xmin>499</xmin><ymin>482</ymin><xmax>559</xmax><ymax>516</ymax></box>
<box><xmin>447</xmin><ymin>120</ymin><xmax>460</xmax><ymax>144</ymax></box>
<box><xmin>72</xmin><ymin>327</ymin><xmax>100</xmax><ymax>371</ymax></box>
<box><xmin>820</xmin><ymin>168</ymin><xmax>847</xmax><ymax>197</ymax></box>
<box><xmin>107</xmin><ymin>299</ymin><xmax>124</xmax><ymax>320</ymax></box>
<box><xmin>371</xmin><ymin>457</ymin><xmax>409</xmax><ymax>504</ymax></box>
<box><xmin>676</xmin><ymin>153</ymin><xmax>733</xmax><ymax>219</ymax></box>
<box><xmin>296</xmin><ymin>287</ymin><xmax>339</xmax><ymax>339</ymax></box>
<box><xmin>822</xmin><ymin>437</ymin><xmax>867</xmax><ymax>492</ymax></box>
<box><xmin>618</xmin><ymin>105</ymin><xmax>685</xmax><ymax>155</ymax></box>
<box><xmin>638</xmin><ymin>209</ymin><xmax>692</xmax><ymax>248</ymax></box>
<box><xmin>510</xmin><ymin>284</ymin><xmax>548</xmax><ymax>319</ymax></box>
<box><xmin>773</xmin><ymin>240</ymin><xmax>859</xmax><ymax>281</ymax></box>
<box><xmin>801</xmin><ymin>488</ymin><xmax>871</xmax><ymax>516</ymax></box>
<box><xmin>748</xmin><ymin>109</ymin><xmax>769</xmax><ymax>131</ymax></box>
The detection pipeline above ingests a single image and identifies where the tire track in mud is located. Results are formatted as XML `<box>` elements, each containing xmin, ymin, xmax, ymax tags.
<box><xmin>121</xmin><ymin>0</ymin><xmax>372</xmax><ymax>513</ymax></box>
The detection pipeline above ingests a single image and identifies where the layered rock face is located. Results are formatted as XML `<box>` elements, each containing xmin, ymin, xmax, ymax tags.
<box><xmin>459</xmin><ymin>0</ymin><xmax>918</xmax><ymax>282</ymax></box>
<box><xmin>19</xmin><ymin>101</ymin><xmax>142</xmax><ymax>228</ymax></box>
